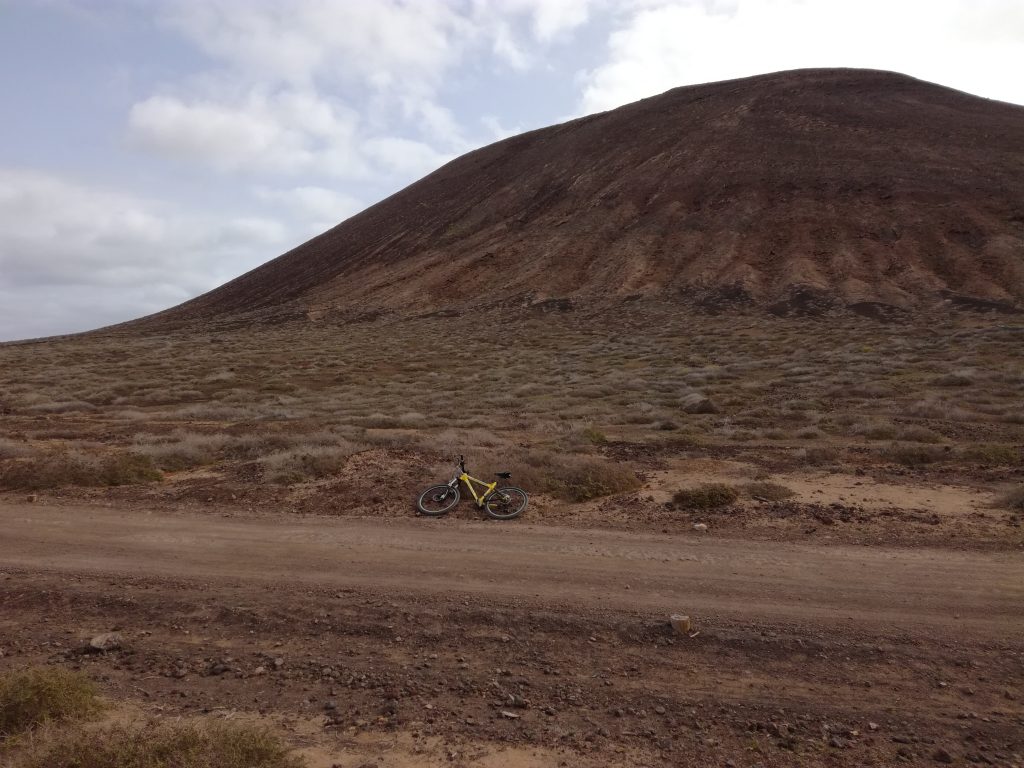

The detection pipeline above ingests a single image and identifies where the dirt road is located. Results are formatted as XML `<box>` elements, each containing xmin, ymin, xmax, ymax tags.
<box><xmin>3</xmin><ymin>503</ymin><xmax>1022</xmax><ymax>636</ymax></box>
<box><xmin>2</xmin><ymin>502</ymin><xmax>1022</xmax><ymax>766</ymax></box>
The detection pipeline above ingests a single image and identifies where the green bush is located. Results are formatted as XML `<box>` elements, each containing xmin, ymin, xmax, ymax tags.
<box><xmin>673</xmin><ymin>483</ymin><xmax>739</xmax><ymax>509</ymax></box>
<box><xmin>0</xmin><ymin>667</ymin><xmax>102</xmax><ymax>738</ymax></box>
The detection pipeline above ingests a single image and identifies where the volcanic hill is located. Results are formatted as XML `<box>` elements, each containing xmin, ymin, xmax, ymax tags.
<box><xmin>146</xmin><ymin>68</ymin><xmax>1024</xmax><ymax>327</ymax></box>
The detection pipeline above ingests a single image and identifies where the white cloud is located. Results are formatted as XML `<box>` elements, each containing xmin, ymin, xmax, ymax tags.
<box><xmin>164</xmin><ymin>0</ymin><xmax>472</xmax><ymax>93</ymax></box>
<box><xmin>128</xmin><ymin>89</ymin><xmax>367</xmax><ymax>176</ymax></box>
<box><xmin>0</xmin><ymin>169</ymin><xmax>288</xmax><ymax>339</ymax></box>
<box><xmin>254</xmin><ymin>185</ymin><xmax>365</xmax><ymax>234</ymax></box>
<box><xmin>580</xmin><ymin>0</ymin><xmax>1024</xmax><ymax>114</ymax></box>
<box><xmin>361</xmin><ymin>137</ymin><xmax>455</xmax><ymax>178</ymax></box>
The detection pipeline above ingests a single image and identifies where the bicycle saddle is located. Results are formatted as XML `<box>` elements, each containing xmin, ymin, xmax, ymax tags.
<box><xmin>495</xmin><ymin>471</ymin><xmax>512</xmax><ymax>479</ymax></box>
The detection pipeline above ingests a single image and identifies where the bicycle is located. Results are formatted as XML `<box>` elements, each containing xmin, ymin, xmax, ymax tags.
<box><xmin>416</xmin><ymin>455</ymin><xmax>528</xmax><ymax>520</ymax></box>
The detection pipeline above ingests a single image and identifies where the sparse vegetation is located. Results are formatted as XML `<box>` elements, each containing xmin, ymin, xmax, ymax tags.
<box><xmin>673</xmin><ymin>484</ymin><xmax>740</xmax><ymax>509</ymax></box>
<box><xmin>11</xmin><ymin>720</ymin><xmax>305</xmax><ymax>768</ymax></box>
<box><xmin>960</xmin><ymin>444</ymin><xmax>1021</xmax><ymax>467</ymax></box>
<box><xmin>512</xmin><ymin>453</ymin><xmax>641</xmax><ymax>502</ymax></box>
<box><xmin>743</xmin><ymin>481</ymin><xmax>797</xmax><ymax>501</ymax></box>
<box><xmin>1</xmin><ymin>308</ymin><xmax>1022</xmax><ymax>525</ymax></box>
<box><xmin>0</xmin><ymin>451</ymin><xmax>162</xmax><ymax>491</ymax></box>
<box><xmin>997</xmin><ymin>485</ymin><xmax>1024</xmax><ymax>510</ymax></box>
<box><xmin>0</xmin><ymin>666</ymin><xmax>102</xmax><ymax>739</ymax></box>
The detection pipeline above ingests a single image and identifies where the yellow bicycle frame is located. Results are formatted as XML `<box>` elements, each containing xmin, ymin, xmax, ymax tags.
<box><xmin>460</xmin><ymin>472</ymin><xmax>497</xmax><ymax>507</ymax></box>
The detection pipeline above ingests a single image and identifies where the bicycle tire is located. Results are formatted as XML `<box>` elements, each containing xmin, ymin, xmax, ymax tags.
<box><xmin>417</xmin><ymin>484</ymin><xmax>460</xmax><ymax>516</ymax></box>
<box><xmin>484</xmin><ymin>486</ymin><xmax>528</xmax><ymax>520</ymax></box>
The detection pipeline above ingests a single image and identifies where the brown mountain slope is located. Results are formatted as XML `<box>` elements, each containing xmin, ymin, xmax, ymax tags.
<box><xmin>145</xmin><ymin>68</ymin><xmax>1024</xmax><ymax>326</ymax></box>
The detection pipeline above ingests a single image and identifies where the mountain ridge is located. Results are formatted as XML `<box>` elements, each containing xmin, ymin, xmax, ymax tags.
<box><xmin>133</xmin><ymin>67</ymin><xmax>1024</xmax><ymax>329</ymax></box>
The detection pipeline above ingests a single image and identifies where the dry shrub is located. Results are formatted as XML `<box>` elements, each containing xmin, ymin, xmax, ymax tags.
<box><xmin>511</xmin><ymin>453</ymin><xmax>640</xmax><ymax>502</ymax></box>
<box><xmin>998</xmin><ymin>485</ymin><xmax>1024</xmax><ymax>510</ymax></box>
<box><xmin>0</xmin><ymin>438</ymin><xmax>33</xmax><ymax>459</ymax></box>
<box><xmin>12</xmin><ymin>719</ymin><xmax>305</xmax><ymax>768</ymax></box>
<box><xmin>743</xmin><ymin>481</ymin><xmax>796</xmax><ymax>501</ymax></box>
<box><xmin>796</xmin><ymin>446</ymin><xmax>840</xmax><ymax>466</ymax></box>
<box><xmin>673</xmin><ymin>484</ymin><xmax>739</xmax><ymax>509</ymax></box>
<box><xmin>960</xmin><ymin>444</ymin><xmax>1021</xmax><ymax>467</ymax></box>
<box><xmin>134</xmin><ymin>432</ymin><xmax>227</xmax><ymax>471</ymax></box>
<box><xmin>933</xmin><ymin>370</ymin><xmax>975</xmax><ymax>387</ymax></box>
<box><xmin>852</xmin><ymin>420</ymin><xmax>897</xmax><ymax>440</ymax></box>
<box><xmin>883</xmin><ymin>444</ymin><xmax>945</xmax><ymax>467</ymax></box>
<box><xmin>895</xmin><ymin>425</ymin><xmax>943</xmax><ymax>444</ymax></box>
<box><xmin>261</xmin><ymin>443</ymin><xmax>360</xmax><ymax>485</ymax></box>
<box><xmin>0</xmin><ymin>666</ymin><xmax>102</xmax><ymax>738</ymax></box>
<box><xmin>0</xmin><ymin>452</ymin><xmax>162</xmax><ymax>490</ymax></box>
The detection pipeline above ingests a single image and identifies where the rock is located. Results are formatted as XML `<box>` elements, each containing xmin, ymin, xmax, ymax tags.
<box><xmin>273</xmin><ymin>657</ymin><xmax>284</xmax><ymax>669</ymax></box>
<box><xmin>681</xmin><ymin>392</ymin><xmax>718</xmax><ymax>414</ymax></box>
<box><xmin>654</xmin><ymin>705</ymin><xmax>666</xmax><ymax>715</ymax></box>
<box><xmin>693</xmin><ymin>523</ymin><xmax>708</xmax><ymax>532</ymax></box>
<box><xmin>932</xmin><ymin>748</ymin><xmax>954</xmax><ymax>763</ymax></box>
<box><xmin>669</xmin><ymin>615</ymin><xmax>691</xmax><ymax>635</ymax></box>
<box><xmin>26</xmin><ymin>494</ymin><xmax>37</xmax><ymax>503</ymax></box>
<box><xmin>829</xmin><ymin>736</ymin><xmax>848</xmax><ymax>749</ymax></box>
<box><xmin>500</xmin><ymin>710</ymin><xmax>520</xmax><ymax>719</ymax></box>
<box><xmin>207</xmin><ymin>662</ymin><xmax>229</xmax><ymax>676</ymax></box>
<box><xmin>254</xmin><ymin>666</ymin><xmax>266</xmax><ymax>675</ymax></box>
<box><xmin>87</xmin><ymin>632</ymin><xmax>123</xmax><ymax>652</ymax></box>
<box><xmin>324</xmin><ymin>700</ymin><xmax>337</xmax><ymax>711</ymax></box>
<box><xmin>868</xmin><ymin>721</ymin><xmax>879</xmax><ymax>731</ymax></box>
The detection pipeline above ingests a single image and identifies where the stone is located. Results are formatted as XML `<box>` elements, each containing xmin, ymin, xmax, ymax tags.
<box><xmin>693</xmin><ymin>523</ymin><xmax>708</xmax><ymax>532</ymax></box>
<box><xmin>932</xmin><ymin>748</ymin><xmax>954</xmax><ymax>764</ymax></box>
<box><xmin>88</xmin><ymin>632</ymin><xmax>123</xmax><ymax>652</ymax></box>
<box><xmin>669</xmin><ymin>615</ymin><xmax>691</xmax><ymax>635</ymax></box>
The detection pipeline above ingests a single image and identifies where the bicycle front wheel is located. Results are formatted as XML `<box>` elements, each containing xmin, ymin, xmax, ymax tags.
<box><xmin>417</xmin><ymin>484</ymin><xmax>460</xmax><ymax>516</ymax></box>
<box><xmin>484</xmin><ymin>487</ymin><xmax>528</xmax><ymax>520</ymax></box>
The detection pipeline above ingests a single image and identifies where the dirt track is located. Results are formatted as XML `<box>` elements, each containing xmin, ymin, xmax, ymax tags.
<box><xmin>2</xmin><ymin>503</ymin><xmax>1022</xmax><ymax>637</ymax></box>
<box><xmin>2</xmin><ymin>502</ymin><xmax>1023</xmax><ymax>766</ymax></box>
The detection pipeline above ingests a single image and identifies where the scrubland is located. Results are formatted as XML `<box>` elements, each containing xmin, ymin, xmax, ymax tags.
<box><xmin>0</xmin><ymin>300</ymin><xmax>1020</xmax><ymax>547</ymax></box>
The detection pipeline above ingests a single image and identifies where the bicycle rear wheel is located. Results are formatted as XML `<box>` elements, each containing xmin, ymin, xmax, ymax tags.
<box><xmin>417</xmin><ymin>484</ymin><xmax>460</xmax><ymax>516</ymax></box>
<box><xmin>484</xmin><ymin>487</ymin><xmax>528</xmax><ymax>520</ymax></box>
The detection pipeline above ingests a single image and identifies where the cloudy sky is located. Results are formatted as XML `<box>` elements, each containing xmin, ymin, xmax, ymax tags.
<box><xmin>2</xmin><ymin>0</ymin><xmax>1022</xmax><ymax>341</ymax></box>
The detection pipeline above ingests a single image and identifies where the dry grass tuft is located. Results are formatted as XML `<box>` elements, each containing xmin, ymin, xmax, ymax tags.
<box><xmin>743</xmin><ymin>481</ymin><xmax>796</xmax><ymax>501</ymax></box>
<box><xmin>511</xmin><ymin>453</ymin><xmax>640</xmax><ymax>502</ymax></box>
<box><xmin>261</xmin><ymin>443</ymin><xmax>361</xmax><ymax>485</ymax></box>
<box><xmin>673</xmin><ymin>484</ymin><xmax>740</xmax><ymax>509</ymax></box>
<box><xmin>0</xmin><ymin>667</ymin><xmax>102</xmax><ymax>739</ymax></box>
<box><xmin>960</xmin><ymin>444</ymin><xmax>1021</xmax><ymax>467</ymax></box>
<box><xmin>12</xmin><ymin>719</ymin><xmax>305</xmax><ymax>768</ymax></box>
<box><xmin>882</xmin><ymin>444</ymin><xmax>946</xmax><ymax>467</ymax></box>
<box><xmin>0</xmin><ymin>452</ymin><xmax>162</xmax><ymax>491</ymax></box>
<box><xmin>997</xmin><ymin>485</ymin><xmax>1024</xmax><ymax>510</ymax></box>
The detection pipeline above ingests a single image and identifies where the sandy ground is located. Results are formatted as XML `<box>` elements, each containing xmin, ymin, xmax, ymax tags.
<box><xmin>2</xmin><ymin>501</ymin><xmax>1022</xmax><ymax>766</ymax></box>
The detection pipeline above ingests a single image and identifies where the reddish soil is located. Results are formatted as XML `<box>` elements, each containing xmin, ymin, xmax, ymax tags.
<box><xmin>2</xmin><ymin>502</ymin><xmax>1022</xmax><ymax>766</ymax></box>
<box><xmin>133</xmin><ymin>68</ymin><xmax>1024</xmax><ymax>332</ymax></box>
